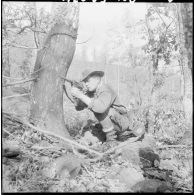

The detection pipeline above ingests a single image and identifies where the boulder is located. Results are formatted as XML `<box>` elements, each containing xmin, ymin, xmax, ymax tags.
<box><xmin>2</xmin><ymin>140</ymin><xmax>21</xmax><ymax>158</ymax></box>
<box><xmin>132</xmin><ymin>179</ymin><xmax>172</xmax><ymax>192</ymax></box>
<box><xmin>143</xmin><ymin>168</ymin><xmax>172</xmax><ymax>182</ymax></box>
<box><xmin>107</xmin><ymin>167</ymin><xmax>144</xmax><ymax>190</ymax></box>
<box><xmin>119</xmin><ymin>140</ymin><xmax>160</xmax><ymax>169</ymax></box>
<box><xmin>43</xmin><ymin>154</ymin><xmax>83</xmax><ymax>179</ymax></box>
<box><xmin>120</xmin><ymin>142</ymin><xmax>141</xmax><ymax>165</ymax></box>
<box><xmin>139</xmin><ymin>147</ymin><xmax>160</xmax><ymax>168</ymax></box>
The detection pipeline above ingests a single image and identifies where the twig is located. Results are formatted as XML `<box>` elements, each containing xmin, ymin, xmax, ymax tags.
<box><xmin>76</xmin><ymin>36</ymin><xmax>92</xmax><ymax>44</ymax></box>
<box><xmin>76</xmin><ymin>28</ymin><xmax>94</xmax><ymax>44</ymax></box>
<box><xmin>30</xmin><ymin>67</ymin><xmax>45</xmax><ymax>75</ymax></box>
<box><xmin>3</xmin><ymin>78</ymin><xmax>37</xmax><ymax>87</ymax></box>
<box><xmin>2</xmin><ymin>75</ymin><xmax>23</xmax><ymax>80</ymax></box>
<box><xmin>17</xmin><ymin>24</ymin><xmax>33</xmax><ymax>34</ymax></box>
<box><xmin>2</xmin><ymin>93</ymin><xmax>30</xmax><ymax>100</ymax></box>
<box><xmin>153</xmin><ymin>7</ymin><xmax>167</xmax><ymax>27</ymax></box>
<box><xmin>157</xmin><ymin>144</ymin><xmax>192</xmax><ymax>149</ymax></box>
<box><xmin>11</xmin><ymin>43</ymin><xmax>38</xmax><ymax>49</ymax></box>
<box><xmin>2</xmin><ymin>128</ymin><xmax>26</xmax><ymax>145</ymax></box>
<box><xmin>81</xmin><ymin>164</ymin><xmax>95</xmax><ymax>179</ymax></box>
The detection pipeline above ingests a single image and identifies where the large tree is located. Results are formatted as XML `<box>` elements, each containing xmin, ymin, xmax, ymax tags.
<box><xmin>30</xmin><ymin>2</ymin><xmax>79</xmax><ymax>138</ymax></box>
<box><xmin>174</xmin><ymin>3</ymin><xmax>192</xmax><ymax>124</ymax></box>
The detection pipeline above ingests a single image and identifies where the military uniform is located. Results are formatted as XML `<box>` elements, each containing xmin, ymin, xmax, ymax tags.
<box><xmin>74</xmin><ymin>82</ymin><xmax>143</xmax><ymax>141</ymax></box>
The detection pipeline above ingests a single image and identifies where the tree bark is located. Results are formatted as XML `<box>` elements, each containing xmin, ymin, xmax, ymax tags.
<box><xmin>30</xmin><ymin>3</ymin><xmax>79</xmax><ymax>138</ymax></box>
<box><xmin>175</xmin><ymin>3</ymin><xmax>192</xmax><ymax>124</ymax></box>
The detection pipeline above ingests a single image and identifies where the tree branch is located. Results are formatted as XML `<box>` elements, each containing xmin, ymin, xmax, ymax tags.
<box><xmin>76</xmin><ymin>36</ymin><xmax>93</xmax><ymax>44</ymax></box>
<box><xmin>11</xmin><ymin>43</ymin><xmax>38</xmax><ymax>49</ymax></box>
<box><xmin>2</xmin><ymin>75</ymin><xmax>23</xmax><ymax>80</ymax></box>
<box><xmin>17</xmin><ymin>24</ymin><xmax>33</xmax><ymax>34</ymax></box>
<box><xmin>153</xmin><ymin>7</ymin><xmax>167</xmax><ymax>27</ymax></box>
<box><xmin>30</xmin><ymin>67</ymin><xmax>45</xmax><ymax>75</ymax></box>
<box><xmin>31</xmin><ymin>28</ymin><xmax>47</xmax><ymax>34</ymax></box>
<box><xmin>20</xmin><ymin>119</ymin><xmax>103</xmax><ymax>156</ymax></box>
<box><xmin>2</xmin><ymin>93</ymin><xmax>30</xmax><ymax>100</ymax></box>
<box><xmin>3</xmin><ymin>77</ymin><xmax>37</xmax><ymax>87</ymax></box>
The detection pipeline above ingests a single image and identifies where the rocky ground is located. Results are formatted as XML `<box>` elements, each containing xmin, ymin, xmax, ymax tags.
<box><xmin>2</xmin><ymin>112</ymin><xmax>193</xmax><ymax>193</ymax></box>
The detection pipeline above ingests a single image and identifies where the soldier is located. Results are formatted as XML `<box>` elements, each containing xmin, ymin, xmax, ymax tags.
<box><xmin>70</xmin><ymin>68</ymin><xmax>145</xmax><ymax>142</ymax></box>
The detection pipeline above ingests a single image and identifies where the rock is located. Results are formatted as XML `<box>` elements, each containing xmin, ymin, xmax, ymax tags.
<box><xmin>107</xmin><ymin>167</ymin><xmax>144</xmax><ymax>190</ymax></box>
<box><xmin>139</xmin><ymin>147</ymin><xmax>160</xmax><ymax>168</ymax></box>
<box><xmin>120</xmin><ymin>142</ymin><xmax>142</xmax><ymax>165</ymax></box>
<box><xmin>179</xmin><ymin>130</ymin><xmax>192</xmax><ymax>145</ymax></box>
<box><xmin>143</xmin><ymin>168</ymin><xmax>172</xmax><ymax>181</ymax></box>
<box><xmin>74</xmin><ymin>185</ymin><xmax>86</xmax><ymax>192</ymax></box>
<box><xmin>120</xmin><ymin>141</ymin><xmax>160</xmax><ymax>169</ymax></box>
<box><xmin>132</xmin><ymin>179</ymin><xmax>172</xmax><ymax>192</ymax></box>
<box><xmin>2</xmin><ymin>140</ymin><xmax>21</xmax><ymax>158</ymax></box>
<box><xmin>43</xmin><ymin>154</ymin><xmax>82</xmax><ymax>179</ymax></box>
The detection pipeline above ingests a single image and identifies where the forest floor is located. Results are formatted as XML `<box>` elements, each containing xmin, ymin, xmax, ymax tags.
<box><xmin>2</xmin><ymin>111</ymin><xmax>193</xmax><ymax>193</ymax></box>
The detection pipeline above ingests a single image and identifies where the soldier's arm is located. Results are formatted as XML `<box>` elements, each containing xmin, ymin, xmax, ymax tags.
<box><xmin>88</xmin><ymin>91</ymin><xmax>112</xmax><ymax>113</ymax></box>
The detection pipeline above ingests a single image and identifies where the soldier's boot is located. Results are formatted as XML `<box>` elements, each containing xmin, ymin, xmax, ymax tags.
<box><xmin>99</xmin><ymin>114</ymin><xmax>118</xmax><ymax>142</ymax></box>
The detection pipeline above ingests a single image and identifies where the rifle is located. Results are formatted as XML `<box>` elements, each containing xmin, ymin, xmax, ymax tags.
<box><xmin>61</xmin><ymin>77</ymin><xmax>85</xmax><ymax>91</ymax></box>
<box><xmin>61</xmin><ymin>76</ymin><xmax>90</xmax><ymax>104</ymax></box>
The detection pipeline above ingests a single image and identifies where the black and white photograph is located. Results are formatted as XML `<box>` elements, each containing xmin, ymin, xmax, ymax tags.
<box><xmin>2</xmin><ymin>1</ymin><xmax>193</xmax><ymax>193</ymax></box>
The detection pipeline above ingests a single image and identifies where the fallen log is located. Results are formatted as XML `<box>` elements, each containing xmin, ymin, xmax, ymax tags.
<box><xmin>22</xmin><ymin>120</ymin><xmax>103</xmax><ymax>156</ymax></box>
<box><xmin>2</xmin><ymin>112</ymin><xmax>144</xmax><ymax>162</ymax></box>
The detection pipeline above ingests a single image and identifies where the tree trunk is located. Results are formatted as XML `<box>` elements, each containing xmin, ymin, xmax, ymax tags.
<box><xmin>145</xmin><ymin>11</ymin><xmax>159</xmax><ymax>134</ymax></box>
<box><xmin>30</xmin><ymin>3</ymin><xmax>79</xmax><ymax>138</ymax></box>
<box><xmin>175</xmin><ymin>3</ymin><xmax>192</xmax><ymax>124</ymax></box>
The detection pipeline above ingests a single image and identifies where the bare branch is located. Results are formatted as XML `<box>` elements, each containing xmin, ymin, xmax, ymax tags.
<box><xmin>76</xmin><ymin>36</ymin><xmax>93</xmax><ymax>44</ymax></box>
<box><xmin>2</xmin><ymin>93</ymin><xmax>30</xmax><ymax>100</ymax></box>
<box><xmin>10</xmin><ymin>43</ymin><xmax>38</xmax><ymax>49</ymax></box>
<box><xmin>3</xmin><ymin>77</ymin><xmax>37</xmax><ymax>87</ymax></box>
<box><xmin>33</xmin><ymin>31</ymin><xmax>39</xmax><ymax>48</ymax></box>
<box><xmin>2</xmin><ymin>75</ymin><xmax>23</xmax><ymax>80</ymax></box>
<box><xmin>17</xmin><ymin>24</ymin><xmax>33</xmax><ymax>34</ymax></box>
<box><xmin>30</xmin><ymin>28</ymin><xmax>47</xmax><ymax>34</ymax></box>
<box><xmin>153</xmin><ymin>7</ymin><xmax>167</xmax><ymax>27</ymax></box>
<box><xmin>30</xmin><ymin>67</ymin><xmax>45</xmax><ymax>75</ymax></box>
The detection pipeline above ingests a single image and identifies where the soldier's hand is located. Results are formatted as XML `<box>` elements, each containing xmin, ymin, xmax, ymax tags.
<box><xmin>71</xmin><ymin>87</ymin><xmax>83</xmax><ymax>98</ymax></box>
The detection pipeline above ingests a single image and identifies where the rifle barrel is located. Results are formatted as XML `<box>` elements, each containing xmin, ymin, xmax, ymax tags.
<box><xmin>60</xmin><ymin>76</ymin><xmax>72</xmax><ymax>84</ymax></box>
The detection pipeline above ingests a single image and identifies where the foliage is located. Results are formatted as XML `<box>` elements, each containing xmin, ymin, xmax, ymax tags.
<box><xmin>150</xmin><ymin>107</ymin><xmax>187</xmax><ymax>144</ymax></box>
<box><xmin>143</xmin><ymin>4</ymin><xmax>178</xmax><ymax>66</ymax></box>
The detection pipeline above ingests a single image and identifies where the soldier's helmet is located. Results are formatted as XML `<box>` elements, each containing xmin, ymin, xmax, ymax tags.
<box><xmin>80</xmin><ymin>68</ymin><xmax>104</xmax><ymax>82</ymax></box>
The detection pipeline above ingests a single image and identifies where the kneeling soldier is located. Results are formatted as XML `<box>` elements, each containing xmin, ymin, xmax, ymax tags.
<box><xmin>70</xmin><ymin>68</ymin><xmax>145</xmax><ymax>142</ymax></box>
